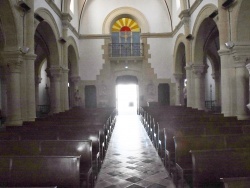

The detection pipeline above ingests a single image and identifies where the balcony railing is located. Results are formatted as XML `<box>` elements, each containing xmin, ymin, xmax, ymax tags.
<box><xmin>109</xmin><ymin>43</ymin><xmax>144</xmax><ymax>57</ymax></box>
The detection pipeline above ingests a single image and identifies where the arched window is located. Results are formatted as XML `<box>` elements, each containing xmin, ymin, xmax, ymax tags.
<box><xmin>111</xmin><ymin>18</ymin><xmax>141</xmax><ymax>57</ymax></box>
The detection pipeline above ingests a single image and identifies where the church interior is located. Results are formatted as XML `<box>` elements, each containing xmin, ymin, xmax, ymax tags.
<box><xmin>0</xmin><ymin>0</ymin><xmax>250</xmax><ymax>187</ymax></box>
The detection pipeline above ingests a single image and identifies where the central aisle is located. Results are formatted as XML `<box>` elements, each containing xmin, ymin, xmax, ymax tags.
<box><xmin>95</xmin><ymin>115</ymin><xmax>176</xmax><ymax>188</ymax></box>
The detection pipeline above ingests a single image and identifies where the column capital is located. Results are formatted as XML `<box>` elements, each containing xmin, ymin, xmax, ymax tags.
<box><xmin>185</xmin><ymin>65</ymin><xmax>193</xmax><ymax>71</ymax></box>
<box><xmin>61</xmin><ymin>67</ymin><xmax>69</xmax><ymax>74</ymax></box>
<box><xmin>173</xmin><ymin>73</ymin><xmax>183</xmax><ymax>81</ymax></box>
<box><xmin>23</xmin><ymin>53</ymin><xmax>37</xmax><ymax>61</ymax></box>
<box><xmin>192</xmin><ymin>64</ymin><xmax>204</xmax><ymax>77</ymax></box>
<box><xmin>245</xmin><ymin>62</ymin><xmax>250</xmax><ymax>74</ymax></box>
<box><xmin>61</xmin><ymin>13</ymin><xmax>72</xmax><ymax>28</ymax></box>
<box><xmin>47</xmin><ymin>66</ymin><xmax>62</xmax><ymax>81</ymax></box>
<box><xmin>179</xmin><ymin>10</ymin><xmax>190</xmax><ymax>20</ymax></box>
<box><xmin>70</xmin><ymin>76</ymin><xmax>81</xmax><ymax>84</ymax></box>
<box><xmin>233</xmin><ymin>54</ymin><xmax>250</xmax><ymax>68</ymax></box>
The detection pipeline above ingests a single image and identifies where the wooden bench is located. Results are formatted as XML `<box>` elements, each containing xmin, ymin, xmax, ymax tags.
<box><xmin>0</xmin><ymin>156</ymin><xmax>81</xmax><ymax>187</ymax></box>
<box><xmin>220</xmin><ymin>177</ymin><xmax>250</xmax><ymax>188</ymax></box>
<box><xmin>173</xmin><ymin>135</ymin><xmax>227</xmax><ymax>187</ymax></box>
<box><xmin>190</xmin><ymin>148</ymin><xmax>250</xmax><ymax>188</ymax></box>
<box><xmin>0</xmin><ymin>140</ymin><xmax>93</xmax><ymax>188</ymax></box>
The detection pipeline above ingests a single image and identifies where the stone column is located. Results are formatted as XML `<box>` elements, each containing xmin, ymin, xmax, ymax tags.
<box><xmin>217</xmin><ymin>0</ymin><xmax>234</xmax><ymax>116</ymax></box>
<box><xmin>218</xmin><ymin>49</ymin><xmax>234</xmax><ymax>116</ymax></box>
<box><xmin>174</xmin><ymin>73</ymin><xmax>183</xmax><ymax>105</ymax></box>
<box><xmin>235</xmin><ymin>61</ymin><xmax>248</xmax><ymax>119</ymax></box>
<box><xmin>60</xmin><ymin>13</ymin><xmax>72</xmax><ymax>111</ymax></box>
<box><xmin>246</xmin><ymin>62</ymin><xmax>250</xmax><ymax>112</ymax></box>
<box><xmin>211</xmin><ymin>72</ymin><xmax>221</xmax><ymax>108</ymax></box>
<box><xmin>185</xmin><ymin>65</ymin><xmax>193</xmax><ymax>107</ymax></box>
<box><xmin>47</xmin><ymin>67</ymin><xmax>62</xmax><ymax>114</ymax></box>
<box><xmin>35</xmin><ymin>76</ymin><xmax>42</xmax><ymax>112</ymax></box>
<box><xmin>3</xmin><ymin>53</ymin><xmax>22</xmax><ymax>126</ymax></box>
<box><xmin>0</xmin><ymin>66</ymin><xmax>7</xmax><ymax>118</ymax></box>
<box><xmin>24</xmin><ymin>54</ymin><xmax>37</xmax><ymax>121</ymax></box>
<box><xmin>70</xmin><ymin>76</ymin><xmax>81</xmax><ymax>107</ymax></box>
<box><xmin>192</xmin><ymin>64</ymin><xmax>205</xmax><ymax>110</ymax></box>
<box><xmin>61</xmin><ymin>68</ymin><xmax>69</xmax><ymax>111</ymax></box>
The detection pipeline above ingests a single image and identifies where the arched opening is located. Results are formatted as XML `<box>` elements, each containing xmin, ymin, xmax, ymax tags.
<box><xmin>193</xmin><ymin>17</ymin><xmax>220</xmax><ymax>111</ymax></box>
<box><xmin>116</xmin><ymin>75</ymin><xmax>138</xmax><ymax>115</ymax></box>
<box><xmin>34</xmin><ymin>21</ymin><xmax>60</xmax><ymax>114</ymax></box>
<box><xmin>174</xmin><ymin>41</ymin><xmax>186</xmax><ymax>106</ymax></box>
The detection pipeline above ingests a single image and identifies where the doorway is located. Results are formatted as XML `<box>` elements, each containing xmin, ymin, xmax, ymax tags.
<box><xmin>116</xmin><ymin>84</ymin><xmax>138</xmax><ymax>115</ymax></box>
<box><xmin>158</xmin><ymin>83</ymin><xmax>170</xmax><ymax>106</ymax></box>
<box><xmin>85</xmin><ymin>85</ymin><xmax>97</xmax><ymax>108</ymax></box>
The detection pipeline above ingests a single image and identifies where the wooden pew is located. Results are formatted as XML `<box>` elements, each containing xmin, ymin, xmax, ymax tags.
<box><xmin>220</xmin><ymin>177</ymin><xmax>250</xmax><ymax>188</ymax></box>
<box><xmin>0</xmin><ymin>140</ymin><xmax>92</xmax><ymax>188</ymax></box>
<box><xmin>173</xmin><ymin>135</ymin><xmax>227</xmax><ymax>187</ymax></box>
<box><xmin>190</xmin><ymin>148</ymin><xmax>250</xmax><ymax>188</ymax></box>
<box><xmin>0</xmin><ymin>156</ymin><xmax>81</xmax><ymax>187</ymax></box>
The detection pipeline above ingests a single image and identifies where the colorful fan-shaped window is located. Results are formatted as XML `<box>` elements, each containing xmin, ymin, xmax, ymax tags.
<box><xmin>112</xmin><ymin>18</ymin><xmax>140</xmax><ymax>32</ymax></box>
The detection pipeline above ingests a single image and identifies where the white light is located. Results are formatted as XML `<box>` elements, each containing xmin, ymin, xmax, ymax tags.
<box><xmin>19</xmin><ymin>46</ymin><xmax>30</xmax><ymax>54</ymax></box>
<box><xmin>225</xmin><ymin>41</ymin><xmax>234</xmax><ymax>49</ymax></box>
<box><xmin>125</xmin><ymin>66</ymin><xmax>128</xmax><ymax>69</ymax></box>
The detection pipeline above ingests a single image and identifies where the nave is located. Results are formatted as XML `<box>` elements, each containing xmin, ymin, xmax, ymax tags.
<box><xmin>95</xmin><ymin>115</ymin><xmax>176</xmax><ymax>188</ymax></box>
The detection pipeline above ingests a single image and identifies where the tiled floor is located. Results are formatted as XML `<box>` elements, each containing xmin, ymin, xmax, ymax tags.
<box><xmin>95</xmin><ymin>114</ymin><xmax>176</xmax><ymax>188</ymax></box>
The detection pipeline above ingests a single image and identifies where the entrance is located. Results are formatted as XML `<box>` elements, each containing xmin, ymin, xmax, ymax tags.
<box><xmin>116</xmin><ymin>84</ymin><xmax>138</xmax><ymax>115</ymax></box>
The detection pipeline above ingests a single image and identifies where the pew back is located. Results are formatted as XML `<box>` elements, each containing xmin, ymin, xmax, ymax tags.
<box><xmin>0</xmin><ymin>156</ymin><xmax>80</xmax><ymax>187</ymax></box>
<box><xmin>190</xmin><ymin>148</ymin><xmax>250</xmax><ymax>188</ymax></box>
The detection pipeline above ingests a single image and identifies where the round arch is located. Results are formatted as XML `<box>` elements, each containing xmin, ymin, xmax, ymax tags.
<box><xmin>173</xmin><ymin>34</ymin><xmax>186</xmax><ymax>74</ymax></box>
<box><xmin>192</xmin><ymin>4</ymin><xmax>218</xmax><ymax>64</ymax></box>
<box><xmin>102</xmin><ymin>7</ymin><xmax>150</xmax><ymax>34</ymax></box>
<box><xmin>34</xmin><ymin>8</ymin><xmax>60</xmax><ymax>67</ymax></box>
<box><xmin>116</xmin><ymin>75</ymin><xmax>138</xmax><ymax>85</ymax></box>
<box><xmin>0</xmin><ymin>0</ymin><xmax>18</xmax><ymax>52</ymax></box>
<box><xmin>68</xmin><ymin>36</ymin><xmax>79</xmax><ymax>77</ymax></box>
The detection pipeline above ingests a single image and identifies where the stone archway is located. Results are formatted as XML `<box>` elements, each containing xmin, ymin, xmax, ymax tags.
<box><xmin>191</xmin><ymin>4</ymin><xmax>220</xmax><ymax>110</ymax></box>
<box><xmin>68</xmin><ymin>37</ymin><xmax>80</xmax><ymax>108</ymax></box>
<box><xmin>173</xmin><ymin>34</ymin><xmax>186</xmax><ymax>106</ymax></box>
<box><xmin>34</xmin><ymin>18</ymin><xmax>61</xmax><ymax>114</ymax></box>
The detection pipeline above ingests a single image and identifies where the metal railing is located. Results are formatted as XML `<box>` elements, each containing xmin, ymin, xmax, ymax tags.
<box><xmin>109</xmin><ymin>43</ymin><xmax>144</xmax><ymax>57</ymax></box>
<box><xmin>37</xmin><ymin>105</ymin><xmax>50</xmax><ymax>117</ymax></box>
<box><xmin>205</xmin><ymin>100</ymin><xmax>221</xmax><ymax>113</ymax></box>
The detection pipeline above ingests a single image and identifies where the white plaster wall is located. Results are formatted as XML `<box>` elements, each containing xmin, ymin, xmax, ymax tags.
<box><xmin>80</xmin><ymin>0</ymin><xmax>171</xmax><ymax>34</ymax></box>
<box><xmin>148</xmin><ymin>38</ymin><xmax>173</xmax><ymax>79</ymax></box>
<box><xmin>190</xmin><ymin>0</ymin><xmax>218</xmax><ymax>33</ymax></box>
<box><xmin>34</xmin><ymin>1</ymin><xmax>62</xmax><ymax>37</ymax></box>
<box><xmin>78</xmin><ymin>39</ymin><xmax>104</xmax><ymax>80</ymax></box>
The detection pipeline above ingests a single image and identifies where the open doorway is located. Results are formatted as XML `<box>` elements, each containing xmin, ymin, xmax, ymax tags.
<box><xmin>116</xmin><ymin>84</ymin><xmax>138</xmax><ymax>115</ymax></box>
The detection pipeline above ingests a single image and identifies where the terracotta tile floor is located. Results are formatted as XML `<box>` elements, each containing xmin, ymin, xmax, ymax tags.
<box><xmin>94</xmin><ymin>115</ymin><xmax>176</xmax><ymax>188</ymax></box>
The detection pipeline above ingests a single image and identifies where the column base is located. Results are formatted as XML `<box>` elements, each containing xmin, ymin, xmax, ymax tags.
<box><xmin>236</xmin><ymin>114</ymin><xmax>250</xmax><ymax>120</ymax></box>
<box><xmin>4</xmin><ymin>119</ymin><xmax>23</xmax><ymax>126</ymax></box>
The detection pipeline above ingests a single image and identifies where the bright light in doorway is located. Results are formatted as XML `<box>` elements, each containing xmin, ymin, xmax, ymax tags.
<box><xmin>116</xmin><ymin>84</ymin><xmax>138</xmax><ymax>115</ymax></box>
